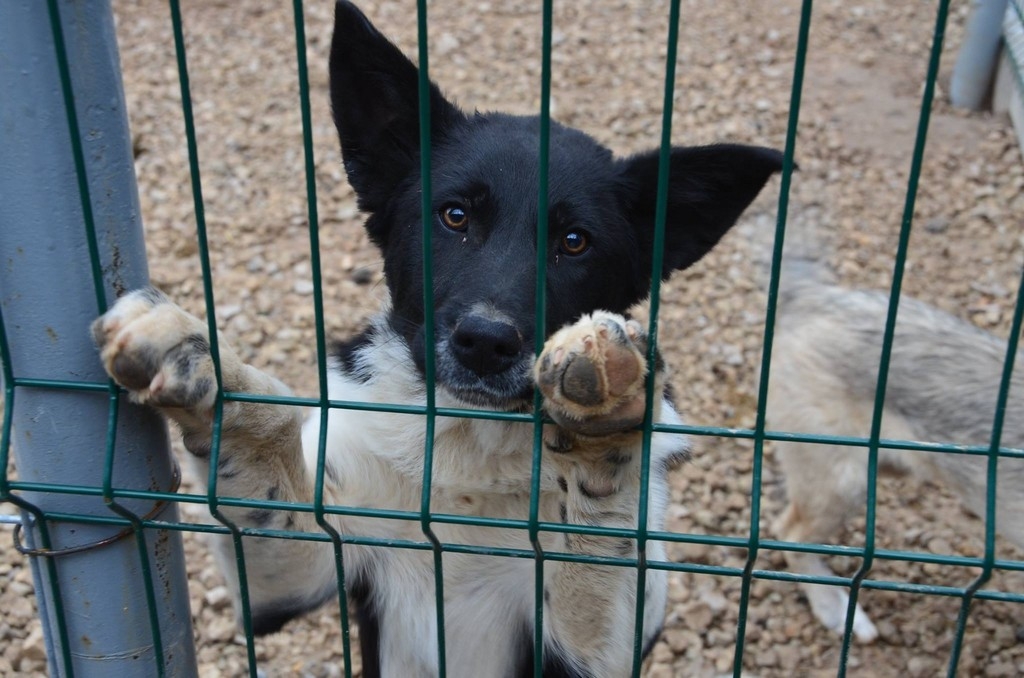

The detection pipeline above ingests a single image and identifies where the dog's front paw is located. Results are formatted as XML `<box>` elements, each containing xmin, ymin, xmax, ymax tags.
<box><xmin>535</xmin><ymin>312</ymin><xmax>652</xmax><ymax>436</ymax></box>
<box><xmin>92</xmin><ymin>288</ymin><xmax>218</xmax><ymax>410</ymax></box>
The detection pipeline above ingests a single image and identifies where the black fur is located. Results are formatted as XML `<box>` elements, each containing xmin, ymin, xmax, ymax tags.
<box><xmin>329</xmin><ymin>0</ymin><xmax>783</xmax><ymax>412</ymax></box>
<box><xmin>252</xmin><ymin>603</ymin><xmax>306</xmax><ymax>637</ymax></box>
<box><xmin>349</xmin><ymin>575</ymin><xmax>381</xmax><ymax>678</ymax></box>
<box><xmin>513</xmin><ymin>624</ymin><xmax>595</xmax><ymax>678</ymax></box>
<box><xmin>245</xmin><ymin>486</ymin><xmax>280</xmax><ymax>527</ymax></box>
<box><xmin>182</xmin><ymin>431</ymin><xmax>212</xmax><ymax>458</ymax></box>
<box><xmin>251</xmin><ymin>584</ymin><xmax>336</xmax><ymax>637</ymax></box>
<box><xmin>215</xmin><ymin>452</ymin><xmax>239</xmax><ymax>479</ymax></box>
<box><xmin>641</xmin><ymin>625</ymin><xmax>664</xmax><ymax>661</ymax></box>
<box><xmin>332</xmin><ymin>326</ymin><xmax>379</xmax><ymax>384</ymax></box>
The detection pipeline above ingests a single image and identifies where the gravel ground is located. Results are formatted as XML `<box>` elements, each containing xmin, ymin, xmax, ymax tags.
<box><xmin>3</xmin><ymin>1</ymin><xmax>1024</xmax><ymax>676</ymax></box>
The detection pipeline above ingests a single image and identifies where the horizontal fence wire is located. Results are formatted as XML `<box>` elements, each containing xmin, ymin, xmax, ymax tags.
<box><xmin>8</xmin><ymin>504</ymin><xmax>1024</xmax><ymax>599</ymax></box>
<box><xmin>11</xmin><ymin>376</ymin><xmax>1024</xmax><ymax>458</ymax></box>
<box><xmin>2</xmin><ymin>0</ymin><xmax>1023</xmax><ymax>676</ymax></box>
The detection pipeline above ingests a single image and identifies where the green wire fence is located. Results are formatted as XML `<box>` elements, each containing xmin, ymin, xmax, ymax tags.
<box><xmin>2</xmin><ymin>1</ymin><xmax>1023</xmax><ymax>677</ymax></box>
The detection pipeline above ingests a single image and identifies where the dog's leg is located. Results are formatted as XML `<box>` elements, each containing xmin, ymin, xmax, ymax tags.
<box><xmin>92</xmin><ymin>288</ymin><xmax>338</xmax><ymax>632</ymax></box>
<box><xmin>772</xmin><ymin>440</ymin><xmax>879</xmax><ymax>643</ymax></box>
<box><xmin>535</xmin><ymin>311</ymin><xmax>668</xmax><ymax>674</ymax></box>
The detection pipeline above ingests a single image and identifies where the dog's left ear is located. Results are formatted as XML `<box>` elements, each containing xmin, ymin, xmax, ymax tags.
<box><xmin>618</xmin><ymin>144</ymin><xmax>785</xmax><ymax>276</ymax></box>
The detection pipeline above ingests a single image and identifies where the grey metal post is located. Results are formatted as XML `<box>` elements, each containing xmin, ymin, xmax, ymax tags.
<box><xmin>0</xmin><ymin>1</ymin><xmax>198</xmax><ymax>676</ymax></box>
<box><xmin>951</xmin><ymin>0</ymin><xmax>1008</xmax><ymax>110</ymax></box>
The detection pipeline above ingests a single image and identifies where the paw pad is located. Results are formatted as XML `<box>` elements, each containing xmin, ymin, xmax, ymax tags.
<box><xmin>535</xmin><ymin>312</ymin><xmax>652</xmax><ymax>435</ymax></box>
<box><xmin>92</xmin><ymin>288</ymin><xmax>217</xmax><ymax>410</ymax></box>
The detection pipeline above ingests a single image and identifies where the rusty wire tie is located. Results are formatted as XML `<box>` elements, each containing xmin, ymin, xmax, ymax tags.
<box><xmin>10</xmin><ymin>461</ymin><xmax>182</xmax><ymax>558</ymax></box>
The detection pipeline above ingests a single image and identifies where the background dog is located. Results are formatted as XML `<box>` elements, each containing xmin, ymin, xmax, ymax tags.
<box><xmin>767</xmin><ymin>263</ymin><xmax>1024</xmax><ymax>643</ymax></box>
<box><xmin>91</xmin><ymin>2</ymin><xmax>782</xmax><ymax>676</ymax></box>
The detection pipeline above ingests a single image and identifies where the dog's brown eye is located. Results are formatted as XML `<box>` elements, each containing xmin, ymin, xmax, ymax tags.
<box><xmin>559</xmin><ymin>230</ymin><xmax>589</xmax><ymax>256</ymax></box>
<box><xmin>440</xmin><ymin>205</ymin><xmax>469</xmax><ymax>232</ymax></box>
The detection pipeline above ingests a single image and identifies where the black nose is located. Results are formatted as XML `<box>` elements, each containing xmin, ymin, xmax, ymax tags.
<box><xmin>451</xmin><ymin>316</ymin><xmax>523</xmax><ymax>376</ymax></box>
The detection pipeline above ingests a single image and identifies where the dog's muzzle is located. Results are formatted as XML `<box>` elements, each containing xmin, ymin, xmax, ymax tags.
<box><xmin>434</xmin><ymin>313</ymin><xmax>533</xmax><ymax>408</ymax></box>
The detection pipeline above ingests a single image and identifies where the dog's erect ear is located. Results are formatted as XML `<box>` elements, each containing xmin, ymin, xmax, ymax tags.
<box><xmin>619</xmin><ymin>144</ymin><xmax>785</xmax><ymax>276</ymax></box>
<box><xmin>330</xmin><ymin>1</ymin><xmax>465</xmax><ymax>212</ymax></box>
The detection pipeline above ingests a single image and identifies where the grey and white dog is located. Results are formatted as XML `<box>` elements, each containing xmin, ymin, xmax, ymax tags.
<box><xmin>767</xmin><ymin>265</ymin><xmax>1024</xmax><ymax>642</ymax></box>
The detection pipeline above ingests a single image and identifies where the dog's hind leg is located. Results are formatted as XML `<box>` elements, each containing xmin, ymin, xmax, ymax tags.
<box><xmin>766</xmin><ymin>313</ymin><xmax>890</xmax><ymax>643</ymax></box>
<box><xmin>92</xmin><ymin>288</ymin><xmax>338</xmax><ymax>633</ymax></box>
<box><xmin>772</xmin><ymin>440</ymin><xmax>880</xmax><ymax>643</ymax></box>
<box><xmin>535</xmin><ymin>311</ymin><xmax>675</xmax><ymax>674</ymax></box>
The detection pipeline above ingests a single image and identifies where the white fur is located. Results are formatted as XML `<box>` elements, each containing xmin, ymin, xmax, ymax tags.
<box><xmin>292</xmin><ymin>316</ymin><xmax>681</xmax><ymax>674</ymax></box>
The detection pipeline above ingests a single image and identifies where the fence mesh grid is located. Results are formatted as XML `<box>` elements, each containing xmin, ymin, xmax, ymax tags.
<box><xmin>2</xmin><ymin>0</ymin><xmax>1024</xmax><ymax>676</ymax></box>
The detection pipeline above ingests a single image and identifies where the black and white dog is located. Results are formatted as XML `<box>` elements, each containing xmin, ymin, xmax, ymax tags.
<box><xmin>93</xmin><ymin>2</ymin><xmax>782</xmax><ymax>675</ymax></box>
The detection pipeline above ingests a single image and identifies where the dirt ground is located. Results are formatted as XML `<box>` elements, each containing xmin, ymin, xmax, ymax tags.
<box><xmin>3</xmin><ymin>0</ymin><xmax>1024</xmax><ymax>676</ymax></box>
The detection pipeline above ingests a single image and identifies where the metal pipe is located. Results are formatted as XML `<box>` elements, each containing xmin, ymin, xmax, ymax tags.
<box><xmin>0</xmin><ymin>1</ymin><xmax>197</xmax><ymax>676</ymax></box>
<box><xmin>951</xmin><ymin>0</ymin><xmax>1008</xmax><ymax>110</ymax></box>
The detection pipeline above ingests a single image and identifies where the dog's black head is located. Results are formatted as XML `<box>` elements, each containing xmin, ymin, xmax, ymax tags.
<box><xmin>330</xmin><ymin>0</ymin><xmax>784</xmax><ymax>408</ymax></box>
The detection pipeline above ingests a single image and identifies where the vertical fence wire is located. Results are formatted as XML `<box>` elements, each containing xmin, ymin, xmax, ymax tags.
<box><xmin>628</xmin><ymin>0</ymin><xmax>682</xmax><ymax>673</ymax></box>
<box><xmin>167</xmin><ymin>1</ymin><xmax>260</xmax><ymax>674</ymax></box>
<box><xmin>836</xmin><ymin>1</ymin><xmax>950</xmax><ymax>674</ymax></box>
<box><xmin>529</xmin><ymin>0</ymin><xmax>555</xmax><ymax>673</ymax></box>
<box><xmin>291</xmin><ymin>2</ymin><xmax>356</xmax><ymax>676</ymax></box>
<box><xmin>0</xmin><ymin>6</ymin><xmax>92</xmax><ymax>678</ymax></box>
<box><xmin>414</xmin><ymin>1</ymin><xmax>449</xmax><ymax>674</ymax></box>
<box><xmin>0</xmin><ymin>315</ymin><xmax>75</xmax><ymax>677</ymax></box>
<box><xmin>945</xmin><ymin>259</ymin><xmax>1024</xmax><ymax>676</ymax></box>
<box><xmin>51</xmin><ymin>17</ymin><xmax>168</xmax><ymax>674</ymax></box>
<box><xmin>46</xmin><ymin>0</ymin><xmax>171</xmax><ymax>673</ymax></box>
<box><xmin>735</xmin><ymin>0</ymin><xmax>812</xmax><ymax>674</ymax></box>
<box><xmin>96</xmin><ymin>391</ymin><xmax>169</xmax><ymax>678</ymax></box>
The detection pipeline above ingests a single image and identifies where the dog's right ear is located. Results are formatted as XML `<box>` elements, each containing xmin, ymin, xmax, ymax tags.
<box><xmin>330</xmin><ymin>1</ymin><xmax>465</xmax><ymax>214</ymax></box>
